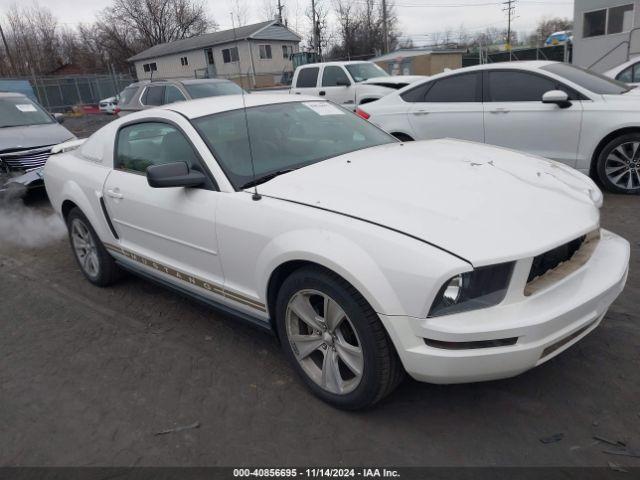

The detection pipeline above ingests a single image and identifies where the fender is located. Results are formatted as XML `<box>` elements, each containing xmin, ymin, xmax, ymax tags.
<box><xmin>58</xmin><ymin>180</ymin><xmax>114</xmax><ymax>241</ymax></box>
<box><xmin>256</xmin><ymin>229</ymin><xmax>406</xmax><ymax>316</ymax></box>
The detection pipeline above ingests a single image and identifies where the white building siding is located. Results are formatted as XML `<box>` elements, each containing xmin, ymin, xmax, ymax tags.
<box><xmin>134</xmin><ymin>39</ymin><xmax>299</xmax><ymax>83</ymax></box>
<box><xmin>135</xmin><ymin>50</ymin><xmax>208</xmax><ymax>80</ymax></box>
<box><xmin>573</xmin><ymin>0</ymin><xmax>640</xmax><ymax>72</ymax></box>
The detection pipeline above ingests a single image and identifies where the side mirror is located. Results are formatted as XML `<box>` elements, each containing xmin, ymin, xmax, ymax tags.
<box><xmin>146</xmin><ymin>162</ymin><xmax>206</xmax><ymax>188</ymax></box>
<box><xmin>542</xmin><ymin>90</ymin><xmax>571</xmax><ymax>109</ymax></box>
<box><xmin>336</xmin><ymin>79</ymin><xmax>351</xmax><ymax>87</ymax></box>
<box><xmin>53</xmin><ymin>113</ymin><xmax>64</xmax><ymax>123</ymax></box>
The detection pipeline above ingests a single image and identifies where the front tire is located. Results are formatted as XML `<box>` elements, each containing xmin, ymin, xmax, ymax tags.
<box><xmin>276</xmin><ymin>266</ymin><xmax>404</xmax><ymax>409</ymax></box>
<box><xmin>66</xmin><ymin>207</ymin><xmax>122</xmax><ymax>286</ymax></box>
<box><xmin>596</xmin><ymin>133</ymin><xmax>640</xmax><ymax>194</ymax></box>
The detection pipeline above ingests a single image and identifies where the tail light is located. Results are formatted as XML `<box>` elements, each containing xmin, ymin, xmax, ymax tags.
<box><xmin>356</xmin><ymin>107</ymin><xmax>370</xmax><ymax>120</ymax></box>
<box><xmin>114</xmin><ymin>107</ymin><xmax>121</xmax><ymax>115</ymax></box>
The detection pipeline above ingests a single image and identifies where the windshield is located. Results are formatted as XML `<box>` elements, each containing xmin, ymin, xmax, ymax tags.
<box><xmin>192</xmin><ymin>101</ymin><xmax>394</xmax><ymax>189</ymax></box>
<box><xmin>184</xmin><ymin>81</ymin><xmax>244</xmax><ymax>99</ymax></box>
<box><xmin>542</xmin><ymin>63</ymin><xmax>630</xmax><ymax>95</ymax></box>
<box><xmin>0</xmin><ymin>97</ymin><xmax>53</xmax><ymax>128</ymax></box>
<box><xmin>118</xmin><ymin>86</ymin><xmax>138</xmax><ymax>105</ymax></box>
<box><xmin>345</xmin><ymin>63</ymin><xmax>389</xmax><ymax>82</ymax></box>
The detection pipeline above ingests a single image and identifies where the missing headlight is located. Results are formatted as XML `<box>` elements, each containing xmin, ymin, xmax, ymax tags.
<box><xmin>428</xmin><ymin>262</ymin><xmax>515</xmax><ymax>317</ymax></box>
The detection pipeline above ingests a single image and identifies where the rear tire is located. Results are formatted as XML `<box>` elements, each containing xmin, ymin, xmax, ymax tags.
<box><xmin>66</xmin><ymin>207</ymin><xmax>122</xmax><ymax>286</ymax></box>
<box><xmin>275</xmin><ymin>266</ymin><xmax>404</xmax><ymax>410</ymax></box>
<box><xmin>596</xmin><ymin>133</ymin><xmax>640</xmax><ymax>194</ymax></box>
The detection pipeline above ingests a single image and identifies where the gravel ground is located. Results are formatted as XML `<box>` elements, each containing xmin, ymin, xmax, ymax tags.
<box><xmin>0</xmin><ymin>115</ymin><xmax>638</xmax><ymax>467</ymax></box>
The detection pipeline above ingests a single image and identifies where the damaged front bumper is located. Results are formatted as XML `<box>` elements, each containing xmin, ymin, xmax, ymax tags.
<box><xmin>0</xmin><ymin>168</ymin><xmax>44</xmax><ymax>197</ymax></box>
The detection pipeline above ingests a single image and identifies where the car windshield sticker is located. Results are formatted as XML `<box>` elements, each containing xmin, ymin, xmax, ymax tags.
<box><xmin>16</xmin><ymin>104</ymin><xmax>37</xmax><ymax>112</ymax></box>
<box><xmin>303</xmin><ymin>101</ymin><xmax>345</xmax><ymax>116</ymax></box>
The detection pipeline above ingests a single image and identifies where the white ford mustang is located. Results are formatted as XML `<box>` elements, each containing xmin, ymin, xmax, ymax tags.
<box><xmin>44</xmin><ymin>94</ymin><xmax>630</xmax><ymax>409</ymax></box>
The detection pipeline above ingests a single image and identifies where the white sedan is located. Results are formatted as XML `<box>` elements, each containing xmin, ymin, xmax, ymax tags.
<box><xmin>44</xmin><ymin>94</ymin><xmax>630</xmax><ymax>409</ymax></box>
<box><xmin>604</xmin><ymin>56</ymin><xmax>640</xmax><ymax>86</ymax></box>
<box><xmin>357</xmin><ymin>61</ymin><xmax>640</xmax><ymax>194</ymax></box>
<box><xmin>98</xmin><ymin>96</ymin><xmax>118</xmax><ymax>114</ymax></box>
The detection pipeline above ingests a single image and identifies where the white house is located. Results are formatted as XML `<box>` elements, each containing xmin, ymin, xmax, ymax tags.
<box><xmin>573</xmin><ymin>1</ymin><xmax>640</xmax><ymax>72</ymax></box>
<box><xmin>128</xmin><ymin>19</ymin><xmax>301</xmax><ymax>87</ymax></box>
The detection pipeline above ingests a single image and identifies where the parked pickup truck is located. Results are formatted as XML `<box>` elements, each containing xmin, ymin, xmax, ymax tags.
<box><xmin>290</xmin><ymin>61</ymin><xmax>425</xmax><ymax>109</ymax></box>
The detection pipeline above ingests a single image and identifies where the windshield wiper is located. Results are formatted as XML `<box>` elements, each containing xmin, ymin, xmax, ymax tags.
<box><xmin>240</xmin><ymin>168</ymin><xmax>296</xmax><ymax>189</ymax></box>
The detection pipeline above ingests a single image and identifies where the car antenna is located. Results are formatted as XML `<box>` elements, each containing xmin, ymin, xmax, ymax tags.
<box><xmin>231</xmin><ymin>13</ymin><xmax>261</xmax><ymax>201</ymax></box>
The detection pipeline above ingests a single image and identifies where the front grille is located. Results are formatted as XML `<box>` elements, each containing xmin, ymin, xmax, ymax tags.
<box><xmin>524</xmin><ymin>230</ymin><xmax>600</xmax><ymax>296</ymax></box>
<box><xmin>527</xmin><ymin>235</ymin><xmax>586</xmax><ymax>283</ymax></box>
<box><xmin>0</xmin><ymin>145</ymin><xmax>53</xmax><ymax>172</ymax></box>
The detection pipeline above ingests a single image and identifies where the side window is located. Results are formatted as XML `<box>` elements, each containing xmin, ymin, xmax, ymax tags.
<box><xmin>296</xmin><ymin>67</ymin><xmax>319</xmax><ymax>88</ymax></box>
<box><xmin>143</xmin><ymin>86</ymin><xmax>164</xmax><ymax>106</ymax></box>
<box><xmin>424</xmin><ymin>73</ymin><xmax>479</xmax><ymax>102</ymax></box>
<box><xmin>164</xmin><ymin>85</ymin><xmax>186</xmax><ymax>104</ymax></box>
<box><xmin>617</xmin><ymin>66</ymin><xmax>633</xmax><ymax>83</ymax></box>
<box><xmin>322</xmin><ymin>66</ymin><xmax>351</xmax><ymax>86</ymax></box>
<box><xmin>115</xmin><ymin>122</ymin><xmax>200</xmax><ymax>175</ymax></box>
<box><xmin>401</xmin><ymin>82</ymin><xmax>431</xmax><ymax>102</ymax></box>
<box><xmin>487</xmin><ymin>71</ymin><xmax>557</xmax><ymax>102</ymax></box>
<box><xmin>633</xmin><ymin>63</ymin><xmax>640</xmax><ymax>83</ymax></box>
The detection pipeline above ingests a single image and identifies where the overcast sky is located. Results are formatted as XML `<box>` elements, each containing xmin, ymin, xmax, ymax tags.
<box><xmin>0</xmin><ymin>0</ymin><xmax>575</xmax><ymax>46</ymax></box>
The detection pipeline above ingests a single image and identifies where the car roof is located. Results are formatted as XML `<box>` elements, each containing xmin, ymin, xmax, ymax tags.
<box><xmin>298</xmin><ymin>60</ymin><xmax>372</xmax><ymax>68</ymax></box>
<box><xmin>451</xmin><ymin>60</ymin><xmax>557</xmax><ymax>73</ymax></box>
<box><xmin>0</xmin><ymin>91</ymin><xmax>27</xmax><ymax>99</ymax></box>
<box><xmin>604</xmin><ymin>56</ymin><xmax>640</xmax><ymax>75</ymax></box>
<box><xmin>162</xmin><ymin>93</ymin><xmax>322</xmax><ymax>119</ymax></box>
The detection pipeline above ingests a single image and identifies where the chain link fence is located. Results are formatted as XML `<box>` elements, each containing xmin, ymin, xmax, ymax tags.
<box><xmin>0</xmin><ymin>74</ymin><xmax>135</xmax><ymax>112</ymax></box>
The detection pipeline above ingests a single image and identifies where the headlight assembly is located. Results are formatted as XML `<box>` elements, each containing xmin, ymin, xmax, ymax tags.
<box><xmin>428</xmin><ymin>262</ymin><xmax>515</xmax><ymax>317</ymax></box>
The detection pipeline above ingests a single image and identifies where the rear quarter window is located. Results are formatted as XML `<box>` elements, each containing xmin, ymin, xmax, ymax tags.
<box><xmin>296</xmin><ymin>67</ymin><xmax>319</xmax><ymax>88</ymax></box>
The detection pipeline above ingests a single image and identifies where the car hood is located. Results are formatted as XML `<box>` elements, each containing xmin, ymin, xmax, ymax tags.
<box><xmin>362</xmin><ymin>75</ymin><xmax>426</xmax><ymax>85</ymax></box>
<box><xmin>256</xmin><ymin>139</ymin><xmax>601</xmax><ymax>265</ymax></box>
<box><xmin>0</xmin><ymin>123</ymin><xmax>74</xmax><ymax>152</ymax></box>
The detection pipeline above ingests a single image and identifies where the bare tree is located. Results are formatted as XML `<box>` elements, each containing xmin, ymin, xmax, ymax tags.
<box><xmin>230</xmin><ymin>0</ymin><xmax>249</xmax><ymax>27</ymax></box>
<box><xmin>104</xmin><ymin>0</ymin><xmax>214</xmax><ymax>48</ymax></box>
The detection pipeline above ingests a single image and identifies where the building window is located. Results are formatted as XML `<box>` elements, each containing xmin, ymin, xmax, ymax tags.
<box><xmin>608</xmin><ymin>4</ymin><xmax>634</xmax><ymax>34</ymax></box>
<box><xmin>222</xmin><ymin>47</ymin><xmax>239</xmax><ymax>63</ymax></box>
<box><xmin>259</xmin><ymin>44</ymin><xmax>272</xmax><ymax>59</ymax></box>
<box><xmin>142</xmin><ymin>62</ymin><xmax>157</xmax><ymax>73</ymax></box>
<box><xmin>282</xmin><ymin>45</ymin><xmax>293</xmax><ymax>59</ymax></box>
<box><xmin>180</xmin><ymin>56</ymin><xmax>189</xmax><ymax>66</ymax></box>
<box><xmin>584</xmin><ymin>5</ymin><xmax>634</xmax><ymax>38</ymax></box>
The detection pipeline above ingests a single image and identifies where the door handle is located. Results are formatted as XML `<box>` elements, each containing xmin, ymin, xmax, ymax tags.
<box><xmin>106</xmin><ymin>188</ymin><xmax>124</xmax><ymax>199</ymax></box>
<box><xmin>490</xmin><ymin>108</ymin><xmax>510</xmax><ymax>114</ymax></box>
<box><xmin>319</xmin><ymin>91</ymin><xmax>326</xmax><ymax>96</ymax></box>
<box><xmin>412</xmin><ymin>110</ymin><xmax>429</xmax><ymax>116</ymax></box>
<box><xmin>294</xmin><ymin>92</ymin><xmax>301</xmax><ymax>95</ymax></box>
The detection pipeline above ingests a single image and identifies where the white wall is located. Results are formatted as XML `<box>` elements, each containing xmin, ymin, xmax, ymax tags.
<box><xmin>134</xmin><ymin>49</ymin><xmax>208</xmax><ymax>80</ymax></box>
<box><xmin>573</xmin><ymin>0</ymin><xmax>640</xmax><ymax>72</ymax></box>
<box><xmin>134</xmin><ymin>40</ymin><xmax>299</xmax><ymax>80</ymax></box>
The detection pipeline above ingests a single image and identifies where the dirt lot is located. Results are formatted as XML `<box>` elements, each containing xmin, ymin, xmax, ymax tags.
<box><xmin>0</xmin><ymin>115</ymin><xmax>639</xmax><ymax>467</ymax></box>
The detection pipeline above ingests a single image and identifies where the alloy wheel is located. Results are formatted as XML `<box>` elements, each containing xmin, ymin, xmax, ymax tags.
<box><xmin>605</xmin><ymin>141</ymin><xmax>640</xmax><ymax>191</ymax></box>
<box><xmin>71</xmin><ymin>218</ymin><xmax>99</xmax><ymax>278</ymax></box>
<box><xmin>285</xmin><ymin>289</ymin><xmax>364</xmax><ymax>395</ymax></box>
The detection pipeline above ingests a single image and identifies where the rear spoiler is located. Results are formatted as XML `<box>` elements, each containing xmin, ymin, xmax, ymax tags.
<box><xmin>51</xmin><ymin>138</ymin><xmax>87</xmax><ymax>154</ymax></box>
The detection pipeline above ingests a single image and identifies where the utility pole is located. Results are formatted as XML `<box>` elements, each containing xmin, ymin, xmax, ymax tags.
<box><xmin>503</xmin><ymin>0</ymin><xmax>516</xmax><ymax>61</ymax></box>
<box><xmin>310</xmin><ymin>0</ymin><xmax>317</xmax><ymax>55</ymax></box>
<box><xmin>0</xmin><ymin>23</ymin><xmax>16</xmax><ymax>76</ymax></box>
<box><xmin>381</xmin><ymin>0</ymin><xmax>389</xmax><ymax>54</ymax></box>
<box><xmin>276</xmin><ymin>0</ymin><xmax>284</xmax><ymax>22</ymax></box>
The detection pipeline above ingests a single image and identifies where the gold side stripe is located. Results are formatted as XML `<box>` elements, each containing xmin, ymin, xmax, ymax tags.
<box><xmin>104</xmin><ymin>243</ymin><xmax>266</xmax><ymax>312</ymax></box>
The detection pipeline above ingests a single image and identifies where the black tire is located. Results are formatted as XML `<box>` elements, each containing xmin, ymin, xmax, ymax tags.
<box><xmin>392</xmin><ymin>132</ymin><xmax>414</xmax><ymax>142</ymax></box>
<box><xmin>275</xmin><ymin>266</ymin><xmax>404</xmax><ymax>409</ymax></box>
<box><xmin>66</xmin><ymin>207</ymin><xmax>122</xmax><ymax>286</ymax></box>
<box><xmin>596</xmin><ymin>133</ymin><xmax>640</xmax><ymax>194</ymax></box>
